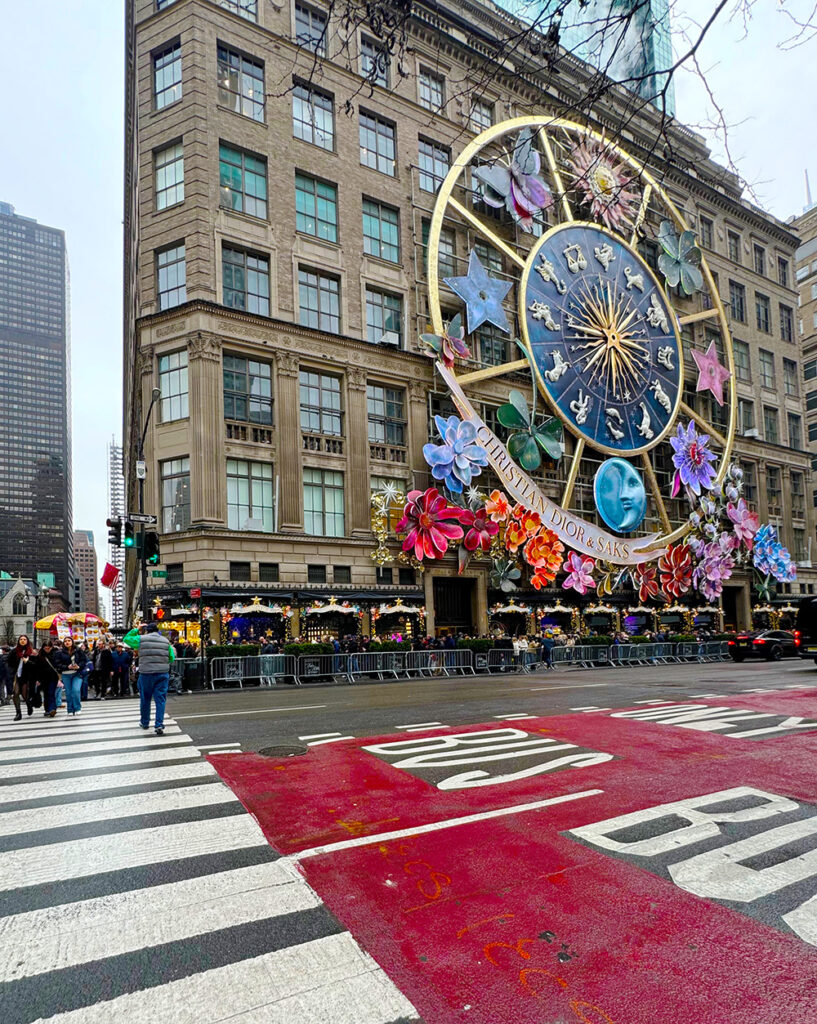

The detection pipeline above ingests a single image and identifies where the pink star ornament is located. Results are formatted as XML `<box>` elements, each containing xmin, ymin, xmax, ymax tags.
<box><xmin>691</xmin><ymin>341</ymin><xmax>732</xmax><ymax>406</ymax></box>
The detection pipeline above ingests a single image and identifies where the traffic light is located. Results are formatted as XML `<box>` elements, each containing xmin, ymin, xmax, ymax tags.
<box><xmin>123</xmin><ymin>521</ymin><xmax>135</xmax><ymax>548</ymax></box>
<box><xmin>145</xmin><ymin>531</ymin><xmax>161</xmax><ymax>565</ymax></box>
<box><xmin>107</xmin><ymin>517</ymin><xmax>122</xmax><ymax>547</ymax></box>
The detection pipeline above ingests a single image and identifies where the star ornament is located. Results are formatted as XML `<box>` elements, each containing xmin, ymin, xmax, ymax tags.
<box><xmin>692</xmin><ymin>341</ymin><xmax>731</xmax><ymax>406</ymax></box>
<box><xmin>443</xmin><ymin>250</ymin><xmax>512</xmax><ymax>335</ymax></box>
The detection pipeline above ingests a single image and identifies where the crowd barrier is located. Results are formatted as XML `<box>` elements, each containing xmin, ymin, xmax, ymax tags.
<box><xmin>198</xmin><ymin>641</ymin><xmax>731</xmax><ymax>688</ymax></box>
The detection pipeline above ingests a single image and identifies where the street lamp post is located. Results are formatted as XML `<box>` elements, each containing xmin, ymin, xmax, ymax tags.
<box><xmin>138</xmin><ymin>387</ymin><xmax>161</xmax><ymax>624</ymax></box>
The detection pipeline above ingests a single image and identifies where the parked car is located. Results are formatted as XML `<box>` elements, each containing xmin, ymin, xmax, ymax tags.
<box><xmin>728</xmin><ymin>630</ymin><xmax>800</xmax><ymax>662</ymax></box>
<box><xmin>796</xmin><ymin>597</ymin><xmax>817</xmax><ymax>663</ymax></box>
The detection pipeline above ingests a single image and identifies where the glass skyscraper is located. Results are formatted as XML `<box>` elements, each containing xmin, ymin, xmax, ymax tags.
<box><xmin>0</xmin><ymin>201</ymin><xmax>73</xmax><ymax>601</ymax></box>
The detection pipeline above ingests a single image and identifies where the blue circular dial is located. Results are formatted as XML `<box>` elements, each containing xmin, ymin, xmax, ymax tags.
<box><xmin>522</xmin><ymin>223</ymin><xmax>682</xmax><ymax>454</ymax></box>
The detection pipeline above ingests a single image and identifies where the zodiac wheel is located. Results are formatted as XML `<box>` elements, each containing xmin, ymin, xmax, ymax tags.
<box><xmin>426</xmin><ymin>116</ymin><xmax>736</xmax><ymax>562</ymax></box>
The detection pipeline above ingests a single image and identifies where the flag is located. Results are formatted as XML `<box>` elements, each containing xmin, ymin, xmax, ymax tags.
<box><xmin>100</xmin><ymin>562</ymin><xmax>120</xmax><ymax>589</ymax></box>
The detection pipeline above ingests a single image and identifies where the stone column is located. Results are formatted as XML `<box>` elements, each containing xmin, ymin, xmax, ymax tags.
<box><xmin>423</xmin><ymin>570</ymin><xmax>435</xmax><ymax>637</ymax></box>
<box><xmin>407</xmin><ymin>381</ymin><xmax>429</xmax><ymax>484</ymax></box>
<box><xmin>188</xmin><ymin>333</ymin><xmax>224</xmax><ymax>526</ymax></box>
<box><xmin>139</xmin><ymin>345</ymin><xmax>157</xmax><ymax>513</ymax></box>
<box><xmin>276</xmin><ymin>350</ymin><xmax>303</xmax><ymax>532</ymax></box>
<box><xmin>347</xmin><ymin>367</ymin><xmax>371</xmax><ymax>535</ymax></box>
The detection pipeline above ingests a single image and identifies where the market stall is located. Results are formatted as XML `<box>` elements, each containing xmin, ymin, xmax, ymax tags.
<box><xmin>624</xmin><ymin>605</ymin><xmax>657</xmax><ymax>635</ymax></box>
<box><xmin>693</xmin><ymin>605</ymin><xmax>724</xmax><ymax>632</ymax></box>
<box><xmin>659</xmin><ymin>604</ymin><xmax>695</xmax><ymax>633</ymax></box>
<box><xmin>583</xmin><ymin>603</ymin><xmax>619</xmax><ymax>636</ymax></box>
<box><xmin>536</xmin><ymin>602</ymin><xmax>577</xmax><ymax>635</ymax></box>
<box><xmin>222</xmin><ymin>598</ymin><xmax>292</xmax><ymax>642</ymax></box>
<box><xmin>35</xmin><ymin>612</ymin><xmax>109</xmax><ymax>643</ymax></box>
<box><xmin>488</xmin><ymin>600</ymin><xmax>532</xmax><ymax>636</ymax></box>
<box><xmin>371</xmin><ymin>598</ymin><xmax>424</xmax><ymax>638</ymax></box>
<box><xmin>301</xmin><ymin>598</ymin><xmax>363</xmax><ymax>640</ymax></box>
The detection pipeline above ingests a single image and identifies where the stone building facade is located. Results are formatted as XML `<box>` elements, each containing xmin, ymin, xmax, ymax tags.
<box><xmin>73</xmin><ymin>530</ymin><xmax>100</xmax><ymax>616</ymax></box>
<box><xmin>123</xmin><ymin>0</ymin><xmax>816</xmax><ymax>633</ymax></box>
<box><xmin>794</xmin><ymin>204</ymin><xmax>817</xmax><ymax>526</ymax></box>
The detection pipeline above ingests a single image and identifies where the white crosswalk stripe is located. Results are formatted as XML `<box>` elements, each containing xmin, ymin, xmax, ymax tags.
<box><xmin>0</xmin><ymin>702</ymin><xmax>420</xmax><ymax>1024</ymax></box>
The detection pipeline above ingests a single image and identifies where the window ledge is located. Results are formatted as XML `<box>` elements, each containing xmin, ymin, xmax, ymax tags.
<box><xmin>216</xmin><ymin>104</ymin><xmax>266</xmax><ymax>127</ymax></box>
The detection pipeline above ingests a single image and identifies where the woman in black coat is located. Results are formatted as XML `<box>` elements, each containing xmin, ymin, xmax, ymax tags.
<box><xmin>54</xmin><ymin>638</ymin><xmax>87</xmax><ymax>716</ymax></box>
<box><xmin>36</xmin><ymin>640</ymin><xmax>62</xmax><ymax>718</ymax></box>
<box><xmin>6</xmin><ymin>635</ymin><xmax>37</xmax><ymax>721</ymax></box>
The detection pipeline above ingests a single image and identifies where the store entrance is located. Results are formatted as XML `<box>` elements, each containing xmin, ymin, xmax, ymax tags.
<box><xmin>433</xmin><ymin>577</ymin><xmax>475</xmax><ymax>636</ymax></box>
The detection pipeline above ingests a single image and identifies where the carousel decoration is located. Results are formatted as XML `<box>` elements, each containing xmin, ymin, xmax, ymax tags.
<box><xmin>371</xmin><ymin>597</ymin><xmax>425</xmax><ymax>638</ymax></box>
<box><xmin>304</xmin><ymin>597</ymin><xmax>363</xmax><ymax>617</ymax></box>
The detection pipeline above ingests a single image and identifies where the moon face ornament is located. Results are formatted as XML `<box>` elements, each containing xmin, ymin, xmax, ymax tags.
<box><xmin>522</xmin><ymin>223</ymin><xmax>682</xmax><ymax>456</ymax></box>
<box><xmin>594</xmin><ymin>458</ymin><xmax>648</xmax><ymax>533</ymax></box>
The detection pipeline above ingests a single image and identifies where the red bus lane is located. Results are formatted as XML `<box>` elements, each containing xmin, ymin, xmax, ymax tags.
<box><xmin>210</xmin><ymin>692</ymin><xmax>817</xmax><ymax>1023</ymax></box>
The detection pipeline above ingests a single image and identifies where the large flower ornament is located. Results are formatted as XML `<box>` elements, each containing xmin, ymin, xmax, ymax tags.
<box><xmin>658</xmin><ymin>544</ymin><xmax>693</xmax><ymax>599</ymax></box>
<box><xmin>670</xmin><ymin>422</ymin><xmax>717</xmax><ymax>497</ymax></box>
<box><xmin>423</xmin><ymin>415</ymin><xmax>488</xmax><ymax>494</ymax></box>
<box><xmin>459</xmin><ymin>506</ymin><xmax>499</xmax><ymax>553</ymax></box>
<box><xmin>473</xmin><ymin>128</ymin><xmax>552</xmax><ymax>232</ymax></box>
<box><xmin>420</xmin><ymin>313</ymin><xmax>470</xmax><ymax>369</ymax></box>
<box><xmin>524</xmin><ymin>530</ymin><xmax>564</xmax><ymax>584</ymax></box>
<box><xmin>633</xmin><ymin>563</ymin><xmax>659</xmax><ymax>603</ymax></box>
<box><xmin>693</xmin><ymin>540</ymin><xmax>735</xmax><ymax>602</ymax></box>
<box><xmin>485</xmin><ymin>489</ymin><xmax>510</xmax><ymax>523</ymax></box>
<box><xmin>395</xmin><ymin>488</ymin><xmax>464</xmax><ymax>561</ymax></box>
<box><xmin>562</xmin><ymin>551</ymin><xmax>596</xmax><ymax>595</ymax></box>
<box><xmin>657</xmin><ymin>220</ymin><xmax>704</xmax><ymax>295</ymax></box>
<box><xmin>567</xmin><ymin>141</ymin><xmax>638</xmax><ymax>231</ymax></box>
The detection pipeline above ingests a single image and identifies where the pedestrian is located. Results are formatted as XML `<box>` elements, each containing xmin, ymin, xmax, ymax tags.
<box><xmin>55</xmin><ymin>636</ymin><xmax>87</xmax><ymax>716</ymax></box>
<box><xmin>36</xmin><ymin>639</ymin><xmax>62</xmax><ymax>717</ymax></box>
<box><xmin>134</xmin><ymin>623</ymin><xmax>172</xmax><ymax>735</ymax></box>
<box><xmin>94</xmin><ymin>641</ymin><xmax>113</xmax><ymax>699</ymax></box>
<box><xmin>0</xmin><ymin>645</ymin><xmax>11</xmax><ymax>705</ymax></box>
<box><xmin>111</xmin><ymin>643</ymin><xmax>133</xmax><ymax>697</ymax></box>
<box><xmin>79</xmin><ymin>642</ymin><xmax>93</xmax><ymax>700</ymax></box>
<box><xmin>7</xmin><ymin>635</ymin><xmax>38</xmax><ymax>720</ymax></box>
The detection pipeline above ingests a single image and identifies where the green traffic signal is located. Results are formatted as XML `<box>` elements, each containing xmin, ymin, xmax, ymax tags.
<box><xmin>124</xmin><ymin>522</ymin><xmax>135</xmax><ymax>547</ymax></box>
<box><xmin>145</xmin><ymin>531</ymin><xmax>160</xmax><ymax>565</ymax></box>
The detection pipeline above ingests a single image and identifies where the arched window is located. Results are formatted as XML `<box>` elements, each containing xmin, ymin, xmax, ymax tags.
<box><xmin>12</xmin><ymin>595</ymin><xmax>27</xmax><ymax>616</ymax></box>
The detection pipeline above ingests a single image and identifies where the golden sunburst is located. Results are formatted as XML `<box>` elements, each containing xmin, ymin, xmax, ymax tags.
<box><xmin>565</xmin><ymin>281</ymin><xmax>650</xmax><ymax>398</ymax></box>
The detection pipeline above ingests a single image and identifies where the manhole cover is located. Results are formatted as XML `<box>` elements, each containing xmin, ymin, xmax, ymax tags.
<box><xmin>257</xmin><ymin>744</ymin><xmax>308</xmax><ymax>757</ymax></box>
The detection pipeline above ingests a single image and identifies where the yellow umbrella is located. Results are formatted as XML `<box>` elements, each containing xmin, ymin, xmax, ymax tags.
<box><xmin>34</xmin><ymin>612</ymin><xmax>70</xmax><ymax>629</ymax></box>
<box><xmin>67</xmin><ymin>612</ymin><xmax>110</xmax><ymax>628</ymax></box>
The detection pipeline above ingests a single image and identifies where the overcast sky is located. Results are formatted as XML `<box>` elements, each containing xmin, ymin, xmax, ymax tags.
<box><xmin>0</xmin><ymin>1</ymin><xmax>813</xmax><ymax>618</ymax></box>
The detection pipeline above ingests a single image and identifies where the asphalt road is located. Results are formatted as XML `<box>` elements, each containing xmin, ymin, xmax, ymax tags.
<box><xmin>169</xmin><ymin>656</ymin><xmax>817</xmax><ymax>752</ymax></box>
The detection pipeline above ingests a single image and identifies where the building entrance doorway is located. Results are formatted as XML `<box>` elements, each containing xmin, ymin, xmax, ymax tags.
<box><xmin>433</xmin><ymin>577</ymin><xmax>474</xmax><ymax>636</ymax></box>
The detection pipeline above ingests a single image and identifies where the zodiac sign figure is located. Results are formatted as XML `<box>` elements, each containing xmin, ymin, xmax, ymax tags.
<box><xmin>656</xmin><ymin>345</ymin><xmax>675</xmax><ymax>370</ymax></box>
<box><xmin>545</xmin><ymin>350</ymin><xmax>569</xmax><ymax>382</ymax></box>
<box><xmin>636</xmin><ymin>402</ymin><xmax>654</xmax><ymax>439</ymax></box>
<box><xmin>650</xmin><ymin>379</ymin><xmax>672</xmax><ymax>413</ymax></box>
<box><xmin>528</xmin><ymin>301</ymin><xmax>560</xmax><ymax>331</ymax></box>
<box><xmin>624</xmin><ymin>266</ymin><xmax>645</xmax><ymax>292</ymax></box>
<box><xmin>563</xmin><ymin>244</ymin><xmax>587</xmax><ymax>274</ymax></box>
<box><xmin>535</xmin><ymin>254</ymin><xmax>567</xmax><ymax>294</ymax></box>
<box><xmin>605</xmin><ymin>407</ymin><xmax>625</xmax><ymax>440</ymax></box>
<box><xmin>570</xmin><ymin>389</ymin><xmax>591</xmax><ymax>424</ymax></box>
<box><xmin>593</xmin><ymin>243</ymin><xmax>615</xmax><ymax>271</ymax></box>
<box><xmin>646</xmin><ymin>293</ymin><xmax>670</xmax><ymax>333</ymax></box>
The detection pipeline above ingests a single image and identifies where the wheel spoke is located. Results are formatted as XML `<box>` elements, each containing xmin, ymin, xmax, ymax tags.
<box><xmin>679</xmin><ymin>401</ymin><xmax>727</xmax><ymax>448</ymax></box>
<box><xmin>679</xmin><ymin>308</ymin><xmax>720</xmax><ymax>326</ymax></box>
<box><xmin>537</xmin><ymin>127</ymin><xmax>573</xmax><ymax>223</ymax></box>
<box><xmin>629</xmin><ymin>184</ymin><xmax>652</xmax><ymax>247</ymax></box>
<box><xmin>447</xmin><ymin>198</ymin><xmax>526</xmax><ymax>269</ymax></box>
<box><xmin>561</xmin><ymin>438</ymin><xmax>584</xmax><ymax>508</ymax></box>
<box><xmin>641</xmin><ymin>452</ymin><xmax>672</xmax><ymax>534</ymax></box>
<box><xmin>456</xmin><ymin>358</ymin><xmax>529</xmax><ymax>385</ymax></box>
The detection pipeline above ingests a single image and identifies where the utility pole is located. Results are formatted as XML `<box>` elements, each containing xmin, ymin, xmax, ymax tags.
<box><xmin>138</xmin><ymin>387</ymin><xmax>161</xmax><ymax>625</ymax></box>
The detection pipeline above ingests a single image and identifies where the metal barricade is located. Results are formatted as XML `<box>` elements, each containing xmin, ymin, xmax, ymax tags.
<box><xmin>652</xmin><ymin>642</ymin><xmax>676</xmax><ymax>664</ymax></box>
<box><xmin>404</xmin><ymin>650</ymin><xmax>442</xmax><ymax>677</ymax></box>
<box><xmin>209</xmin><ymin>656</ymin><xmax>245</xmax><ymax>690</ymax></box>
<box><xmin>297</xmin><ymin>653</ymin><xmax>351</xmax><ymax>685</ymax></box>
<box><xmin>487</xmin><ymin>648</ymin><xmax>520</xmax><ymax>673</ymax></box>
<box><xmin>675</xmin><ymin>642</ymin><xmax>697</xmax><ymax>662</ymax></box>
<box><xmin>348</xmin><ymin>651</ymin><xmax>404</xmax><ymax>682</ymax></box>
<box><xmin>169</xmin><ymin>657</ymin><xmax>207</xmax><ymax>692</ymax></box>
<box><xmin>255</xmin><ymin>654</ymin><xmax>298</xmax><ymax>686</ymax></box>
<box><xmin>550</xmin><ymin>645</ymin><xmax>572</xmax><ymax>668</ymax></box>
<box><xmin>521</xmin><ymin>648</ymin><xmax>544</xmax><ymax>673</ymax></box>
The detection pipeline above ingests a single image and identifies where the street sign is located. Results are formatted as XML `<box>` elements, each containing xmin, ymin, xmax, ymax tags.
<box><xmin>128</xmin><ymin>513</ymin><xmax>157</xmax><ymax>524</ymax></box>
<box><xmin>190</xmin><ymin>587</ymin><xmax>201</xmax><ymax>598</ymax></box>
<box><xmin>151</xmin><ymin>570</ymin><xmax>167</xmax><ymax>578</ymax></box>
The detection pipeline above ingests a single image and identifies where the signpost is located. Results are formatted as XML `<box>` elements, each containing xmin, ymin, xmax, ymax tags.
<box><xmin>151</xmin><ymin>570</ymin><xmax>167</xmax><ymax>578</ymax></box>
<box><xmin>128</xmin><ymin>512</ymin><xmax>157</xmax><ymax>525</ymax></box>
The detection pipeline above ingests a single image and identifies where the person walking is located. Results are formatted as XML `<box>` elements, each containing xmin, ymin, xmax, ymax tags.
<box><xmin>36</xmin><ymin>640</ymin><xmax>62</xmax><ymax>717</ymax></box>
<box><xmin>0</xmin><ymin>645</ymin><xmax>11</xmax><ymax>705</ymax></box>
<box><xmin>7</xmin><ymin>635</ymin><xmax>37</xmax><ymax>720</ymax></box>
<box><xmin>134</xmin><ymin>623</ymin><xmax>172</xmax><ymax>735</ymax></box>
<box><xmin>93</xmin><ymin>641</ymin><xmax>113</xmax><ymax>699</ymax></box>
<box><xmin>55</xmin><ymin>637</ymin><xmax>87</xmax><ymax>716</ymax></box>
<box><xmin>111</xmin><ymin>643</ymin><xmax>132</xmax><ymax>698</ymax></box>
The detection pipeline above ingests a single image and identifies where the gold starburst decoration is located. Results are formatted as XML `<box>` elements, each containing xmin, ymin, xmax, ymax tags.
<box><xmin>566</xmin><ymin>281</ymin><xmax>650</xmax><ymax>398</ymax></box>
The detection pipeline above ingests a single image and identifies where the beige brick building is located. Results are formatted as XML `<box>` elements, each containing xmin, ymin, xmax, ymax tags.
<box><xmin>73</xmin><ymin>530</ymin><xmax>99</xmax><ymax>616</ymax></box>
<box><xmin>794</xmin><ymin>203</ymin><xmax>817</xmax><ymax>527</ymax></box>
<box><xmin>123</xmin><ymin>0</ymin><xmax>816</xmax><ymax>635</ymax></box>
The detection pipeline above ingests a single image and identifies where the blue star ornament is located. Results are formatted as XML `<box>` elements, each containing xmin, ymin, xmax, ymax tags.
<box><xmin>443</xmin><ymin>250</ymin><xmax>512</xmax><ymax>335</ymax></box>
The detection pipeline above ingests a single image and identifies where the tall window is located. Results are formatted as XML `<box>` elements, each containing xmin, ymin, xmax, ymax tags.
<box><xmin>219</xmin><ymin>144</ymin><xmax>267</xmax><ymax>219</ymax></box>
<box><xmin>304</xmin><ymin>468</ymin><xmax>344</xmax><ymax>536</ymax></box>
<box><xmin>741</xmin><ymin>462</ymin><xmax>757</xmax><ymax>505</ymax></box>
<box><xmin>359</xmin><ymin>111</ymin><xmax>395</xmax><ymax>176</ymax></box>
<box><xmin>791</xmin><ymin>472</ymin><xmax>805</xmax><ymax>517</ymax></box>
<box><xmin>367</xmin><ymin>384</ymin><xmax>406</xmax><ymax>445</ymax></box>
<box><xmin>223</xmin><ymin>355</ymin><xmax>272</xmax><ymax>424</ymax></box>
<box><xmin>217</xmin><ymin>45</ymin><xmax>264</xmax><ymax>122</ymax></box>
<box><xmin>161</xmin><ymin>457</ymin><xmax>190</xmax><ymax>532</ymax></box>
<box><xmin>738</xmin><ymin>398</ymin><xmax>754</xmax><ymax>433</ymax></box>
<box><xmin>755</xmin><ymin>292</ymin><xmax>771</xmax><ymax>333</ymax></box>
<box><xmin>783</xmin><ymin>358</ymin><xmax>798</xmax><ymax>396</ymax></box>
<box><xmin>154</xmin><ymin>42</ymin><xmax>181</xmax><ymax>110</ymax></box>
<box><xmin>728</xmin><ymin>280</ymin><xmax>745</xmax><ymax>322</ymax></box>
<box><xmin>294</xmin><ymin>3</ymin><xmax>327</xmax><ymax>55</ymax></box>
<box><xmin>292</xmin><ymin>83</ymin><xmax>334</xmax><ymax>149</ymax></box>
<box><xmin>474</xmin><ymin>239</ymin><xmax>502</xmax><ymax>275</ymax></box>
<box><xmin>479</xmin><ymin>325</ymin><xmax>507</xmax><ymax>366</ymax></box>
<box><xmin>227</xmin><ymin>459</ymin><xmax>274</xmax><ymax>532</ymax></box>
<box><xmin>159</xmin><ymin>350</ymin><xmax>188</xmax><ymax>422</ymax></box>
<box><xmin>222</xmin><ymin>246</ymin><xmax>270</xmax><ymax>315</ymax></box>
<box><xmin>763</xmin><ymin>406</ymin><xmax>779</xmax><ymax>444</ymax></box>
<box><xmin>362</xmin><ymin>200</ymin><xmax>399</xmax><ymax>262</ymax></box>
<box><xmin>365</xmin><ymin>288</ymin><xmax>403</xmax><ymax>346</ymax></box>
<box><xmin>418</xmin><ymin>138</ymin><xmax>450</xmax><ymax>193</ymax></box>
<box><xmin>779</xmin><ymin>304</ymin><xmax>794</xmax><ymax>342</ymax></box>
<box><xmin>295</xmin><ymin>174</ymin><xmax>338</xmax><ymax>242</ymax></box>
<box><xmin>470</xmin><ymin>97</ymin><xmax>493</xmax><ymax>131</ymax></box>
<box><xmin>733</xmin><ymin>339</ymin><xmax>750</xmax><ymax>382</ymax></box>
<box><xmin>727</xmin><ymin>230</ymin><xmax>741</xmax><ymax>263</ymax></box>
<box><xmin>217</xmin><ymin>0</ymin><xmax>257</xmax><ymax>21</ymax></box>
<box><xmin>808</xmin><ymin>391</ymin><xmax>817</xmax><ymax>412</ymax></box>
<box><xmin>419</xmin><ymin>68</ymin><xmax>445</xmax><ymax>110</ymax></box>
<box><xmin>360</xmin><ymin>37</ymin><xmax>388</xmax><ymax>87</ymax></box>
<box><xmin>788</xmin><ymin>412</ymin><xmax>803</xmax><ymax>451</ymax></box>
<box><xmin>155</xmin><ymin>142</ymin><xmax>184</xmax><ymax>210</ymax></box>
<box><xmin>753</xmin><ymin>244</ymin><xmax>766</xmax><ymax>276</ymax></box>
<box><xmin>805</xmin><ymin>358</ymin><xmax>817</xmax><ymax>382</ymax></box>
<box><xmin>438</xmin><ymin>227</ymin><xmax>456</xmax><ymax>277</ymax></box>
<box><xmin>698</xmin><ymin>215</ymin><xmax>713</xmax><ymax>249</ymax></box>
<box><xmin>157</xmin><ymin>244</ymin><xmax>186</xmax><ymax>310</ymax></box>
<box><xmin>300</xmin><ymin>370</ymin><xmax>342</xmax><ymax>435</ymax></box>
<box><xmin>766</xmin><ymin>465</ymin><xmax>782</xmax><ymax>511</ymax></box>
<box><xmin>758</xmin><ymin>349</ymin><xmax>775</xmax><ymax>389</ymax></box>
<box><xmin>793</xmin><ymin>528</ymin><xmax>807</xmax><ymax>563</ymax></box>
<box><xmin>298</xmin><ymin>268</ymin><xmax>340</xmax><ymax>333</ymax></box>
<box><xmin>778</xmin><ymin>256</ymin><xmax>789</xmax><ymax>287</ymax></box>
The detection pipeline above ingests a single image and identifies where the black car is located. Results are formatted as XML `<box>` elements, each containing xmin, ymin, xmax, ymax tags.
<box><xmin>728</xmin><ymin>629</ymin><xmax>799</xmax><ymax>662</ymax></box>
